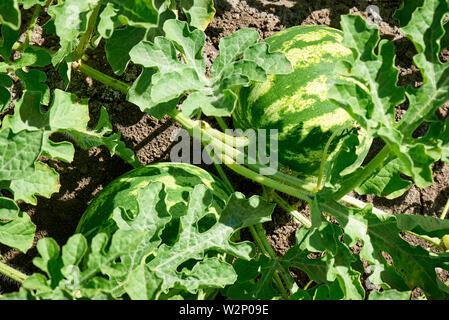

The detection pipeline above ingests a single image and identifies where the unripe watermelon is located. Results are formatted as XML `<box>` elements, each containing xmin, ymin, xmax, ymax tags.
<box><xmin>76</xmin><ymin>162</ymin><xmax>229</xmax><ymax>239</ymax></box>
<box><xmin>233</xmin><ymin>25</ymin><xmax>363</xmax><ymax>180</ymax></box>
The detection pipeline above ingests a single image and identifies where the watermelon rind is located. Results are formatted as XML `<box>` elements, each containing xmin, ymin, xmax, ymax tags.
<box><xmin>233</xmin><ymin>25</ymin><xmax>368</xmax><ymax>180</ymax></box>
<box><xmin>76</xmin><ymin>162</ymin><xmax>229</xmax><ymax>239</ymax></box>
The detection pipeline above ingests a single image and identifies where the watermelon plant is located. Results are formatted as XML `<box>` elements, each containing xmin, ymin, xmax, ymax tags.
<box><xmin>1</xmin><ymin>0</ymin><xmax>449</xmax><ymax>300</ymax></box>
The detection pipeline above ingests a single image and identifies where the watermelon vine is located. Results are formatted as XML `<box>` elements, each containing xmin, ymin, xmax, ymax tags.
<box><xmin>0</xmin><ymin>0</ymin><xmax>449</xmax><ymax>300</ymax></box>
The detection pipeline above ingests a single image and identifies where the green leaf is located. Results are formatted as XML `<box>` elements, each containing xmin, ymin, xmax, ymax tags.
<box><xmin>128</xmin><ymin>20</ymin><xmax>293</xmax><ymax>118</ymax></box>
<box><xmin>0</xmin><ymin>197</ymin><xmax>19</xmax><ymax>220</ymax></box>
<box><xmin>0</xmin><ymin>73</ymin><xmax>13</xmax><ymax>112</ymax></box>
<box><xmin>0</xmin><ymin>24</ymin><xmax>20</xmax><ymax>60</ymax></box>
<box><xmin>100</xmin><ymin>0</ymin><xmax>159</xmax><ymax>29</ymax></box>
<box><xmin>396</xmin><ymin>214</ymin><xmax>449</xmax><ymax>238</ymax></box>
<box><xmin>322</xmin><ymin>200</ymin><xmax>449</xmax><ymax>299</ymax></box>
<box><xmin>13</xmin><ymin>230</ymin><xmax>148</xmax><ymax>300</ymax></box>
<box><xmin>297</xmin><ymin>222</ymin><xmax>365</xmax><ymax>300</ymax></box>
<box><xmin>211</xmin><ymin>28</ymin><xmax>260</xmax><ymax>77</ymax></box>
<box><xmin>3</xmin><ymin>90</ymin><xmax>139</xmax><ymax>169</ymax></box>
<box><xmin>355</xmin><ymin>157</ymin><xmax>412</xmax><ymax>199</ymax></box>
<box><xmin>15</xmin><ymin>69</ymin><xmax>50</xmax><ymax>105</ymax></box>
<box><xmin>179</xmin><ymin>0</ymin><xmax>215</xmax><ymax>31</ymax></box>
<box><xmin>0</xmin><ymin>211</ymin><xmax>36</xmax><ymax>253</ymax></box>
<box><xmin>0</xmin><ymin>128</ymin><xmax>43</xmax><ymax>181</ymax></box>
<box><xmin>97</xmin><ymin>2</ymin><xmax>118</xmax><ymax>39</ymax></box>
<box><xmin>147</xmin><ymin>185</ymin><xmax>274</xmax><ymax>293</ymax></box>
<box><xmin>9</xmin><ymin>161</ymin><xmax>60</xmax><ymax>205</ymax></box>
<box><xmin>0</xmin><ymin>0</ymin><xmax>21</xmax><ymax>30</ymax></box>
<box><xmin>110</xmin><ymin>182</ymin><xmax>170</xmax><ymax>292</ymax></box>
<box><xmin>368</xmin><ymin>289</ymin><xmax>412</xmax><ymax>300</ymax></box>
<box><xmin>225</xmin><ymin>255</ymin><xmax>280</xmax><ymax>300</ymax></box>
<box><xmin>124</xmin><ymin>264</ymin><xmax>163</xmax><ymax>300</ymax></box>
<box><xmin>18</xmin><ymin>0</ymin><xmax>46</xmax><ymax>9</ymax></box>
<box><xmin>48</xmin><ymin>0</ymin><xmax>99</xmax><ymax>65</ymax></box>
<box><xmin>105</xmin><ymin>26</ymin><xmax>146</xmax><ymax>75</ymax></box>
<box><xmin>243</xmin><ymin>42</ymin><xmax>292</xmax><ymax>75</ymax></box>
<box><xmin>0</xmin><ymin>47</ymin><xmax>51</xmax><ymax>72</ymax></box>
<box><xmin>329</xmin><ymin>12</ymin><xmax>447</xmax><ymax>188</ymax></box>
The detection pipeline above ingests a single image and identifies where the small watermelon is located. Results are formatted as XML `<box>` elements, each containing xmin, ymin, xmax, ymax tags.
<box><xmin>76</xmin><ymin>162</ymin><xmax>229</xmax><ymax>239</ymax></box>
<box><xmin>233</xmin><ymin>25</ymin><xmax>366</xmax><ymax>180</ymax></box>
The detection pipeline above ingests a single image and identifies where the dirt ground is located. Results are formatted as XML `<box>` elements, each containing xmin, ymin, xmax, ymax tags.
<box><xmin>1</xmin><ymin>0</ymin><xmax>449</xmax><ymax>298</ymax></box>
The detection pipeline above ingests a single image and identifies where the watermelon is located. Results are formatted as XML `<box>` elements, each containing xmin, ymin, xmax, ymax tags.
<box><xmin>76</xmin><ymin>162</ymin><xmax>229</xmax><ymax>239</ymax></box>
<box><xmin>233</xmin><ymin>25</ymin><xmax>365</xmax><ymax>180</ymax></box>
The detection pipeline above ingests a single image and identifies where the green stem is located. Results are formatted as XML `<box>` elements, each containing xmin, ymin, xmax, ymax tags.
<box><xmin>303</xmin><ymin>280</ymin><xmax>314</xmax><ymax>290</ymax></box>
<box><xmin>215</xmin><ymin>116</ymin><xmax>229</xmax><ymax>131</ymax></box>
<box><xmin>340</xmin><ymin>194</ymin><xmax>389</xmax><ymax>216</ymax></box>
<box><xmin>0</xmin><ymin>261</ymin><xmax>28</xmax><ymax>284</ymax></box>
<box><xmin>316</xmin><ymin>123</ymin><xmax>353</xmax><ymax>192</ymax></box>
<box><xmin>72</xmin><ymin>4</ymin><xmax>101</xmax><ymax>61</ymax></box>
<box><xmin>74</xmin><ymin>62</ymin><xmax>316</xmax><ymax>200</ymax></box>
<box><xmin>23</xmin><ymin>4</ymin><xmax>42</xmax><ymax>50</ymax></box>
<box><xmin>219</xmin><ymin>153</ymin><xmax>312</xmax><ymax>203</ymax></box>
<box><xmin>271</xmin><ymin>192</ymin><xmax>312</xmax><ymax>228</ymax></box>
<box><xmin>246</xmin><ymin>163</ymin><xmax>317</xmax><ymax>194</ymax></box>
<box><xmin>440</xmin><ymin>198</ymin><xmax>449</xmax><ymax>220</ymax></box>
<box><xmin>405</xmin><ymin>231</ymin><xmax>444</xmax><ymax>251</ymax></box>
<box><xmin>332</xmin><ymin>146</ymin><xmax>390</xmax><ymax>201</ymax></box>
<box><xmin>77</xmin><ymin>61</ymin><xmax>130</xmax><ymax>94</ymax></box>
<box><xmin>247</xmin><ymin>226</ymin><xmax>287</xmax><ymax>299</ymax></box>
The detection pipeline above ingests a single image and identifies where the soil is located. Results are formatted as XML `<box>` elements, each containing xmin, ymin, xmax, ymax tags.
<box><xmin>1</xmin><ymin>0</ymin><xmax>448</xmax><ymax>299</ymax></box>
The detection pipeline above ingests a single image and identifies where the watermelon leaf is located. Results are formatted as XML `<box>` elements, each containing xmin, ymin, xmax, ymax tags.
<box><xmin>47</xmin><ymin>0</ymin><xmax>99</xmax><ymax>65</ymax></box>
<box><xmin>0</xmin><ymin>0</ymin><xmax>21</xmax><ymax>31</ymax></box>
<box><xmin>147</xmin><ymin>185</ymin><xmax>274</xmax><ymax>293</ymax></box>
<box><xmin>0</xmin><ymin>197</ymin><xmax>36</xmax><ymax>253</ymax></box>
<box><xmin>329</xmin><ymin>3</ymin><xmax>449</xmax><ymax>192</ymax></box>
<box><xmin>179</xmin><ymin>0</ymin><xmax>215</xmax><ymax>31</ymax></box>
<box><xmin>322</xmin><ymin>200</ymin><xmax>449</xmax><ymax>299</ymax></box>
<box><xmin>128</xmin><ymin>19</ymin><xmax>292</xmax><ymax>119</ymax></box>
<box><xmin>0</xmin><ymin>181</ymin><xmax>274</xmax><ymax>299</ymax></box>
<box><xmin>0</xmin><ymin>89</ymin><xmax>138</xmax><ymax>220</ymax></box>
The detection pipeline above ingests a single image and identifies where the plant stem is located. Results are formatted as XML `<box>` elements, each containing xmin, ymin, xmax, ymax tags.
<box><xmin>72</xmin><ymin>4</ymin><xmax>101</xmax><ymax>61</ymax></box>
<box><xmin>340</xmin><ymin>194</ymin><xmax>389</xmax><ymax>216</ymax></box>
<box><xmin>316</xmin><ymin>123</ymin><xmax>353</xmax><ymax>192</ymax></box>
<box><xmin>247</xmin><ymin>226</ymin><xmax>287</xmax><ymax>299</ymax></box>
<box><xmin>332</xmin><ymin>146</ymin><xmax>390</xmax><ymax>201</ymax></box>
<box><xmin>213</xmin><ymin>161</ymin><xmax>234</xmax><ymax>193</ymax></box>
<box><xmin>303</xmin><ymin>279</ymin><xmax>314</xmax><ymax>290</ymax></box>
<box><xmin>440</xmin><ymin>198</ymin><xmax>449</xmax><ymax>220</ymax></box>
<box><xmin>215</xmin><ymin>116</ymin><xmax>229</xmax><ymax>131</ymax></box>
<box><xmin>77</xmin><ymin>60</ymin><xmax>130</xmax><ymax>94</ymax></box>
<box><xmin>23</xmin><ymin>4</ymin><xmax>42</xmax><ymax>50</ymax></box>
<box><xmin>405</xmin><ymin>231</ymin><xmax>444</xmax><ymax>251</ymax></box>
<box><xmin>0</xmin><ymin>262</ymin><xmax>28</xmax><ymax>284</ymax></box>
<box><xmin>219</xmin><ymin>153</ymin><xmax>312</xmax><ymax>203</ymax></box>
<box><xmin>74</xmin><ymin>62</ymin><xmax>314</xmax><ymax>200</ymax></box>
<box><xmin>271</xmin><ymin>192</ymin><xmax>312</xmax><ymax>228</ymax></box>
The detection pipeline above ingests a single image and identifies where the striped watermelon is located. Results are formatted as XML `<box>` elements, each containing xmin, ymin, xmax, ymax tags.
<box><xmin>233</xmin><ymin>25</ymin><xmax>364</xmax><ymax>180</ymax></box>
<box><xmin>76</xmin><ymin>162</ymin><xmax>229</xmax><ymax>239</ymax></box>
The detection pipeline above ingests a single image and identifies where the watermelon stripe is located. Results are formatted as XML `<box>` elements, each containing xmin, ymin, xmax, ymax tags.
<box><xmin>76</xmin><ymin>162</ymin><xmax>229</xmax><ymax>238</ymax></box>
<box><xmin>233</xmin><ymin>25</ymin><xmax>359</xmax><ymax>180</ymax></box>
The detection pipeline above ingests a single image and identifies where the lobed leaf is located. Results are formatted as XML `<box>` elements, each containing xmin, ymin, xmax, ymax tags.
<box><xmin>48</xmin><ymin>0</ymin><xmax>99</xmax><ymax>65</ymax></box>
<box><xmin>0</xmin><ymin>0</ymin><xmax>21</xmax><ymax>31</ymax></box>
<box><xmin>322</xmin><ymin>200</ymin><xmax>449</xmax><ymax>299</ymax></box>
<box><xmin>329</xmin><ymin>7</ymin><xmax>449</xmax><ymax>192</ymax></box>
<box><xmin>147</xmin><ymin>185</ymin><xmax>274</xmax><ymax>293</ymax></box>
<box><xmin>179</xmin><ymin>0</ymin><xmax>215</xmax><ymax>31</ymax></box>
<box><xmin>128</xmin><ymin>19</ymin><xmax>292</xmax><ymax>119</ymax></box>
